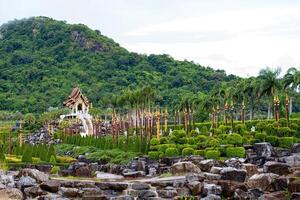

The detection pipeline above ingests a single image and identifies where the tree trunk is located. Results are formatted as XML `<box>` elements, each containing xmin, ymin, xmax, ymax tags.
<box><xmin>267</xmin><ymin>97</ymin><xmax>271</xmax><ymax>119</ymax></box>
<box><xmin>289</xmin><ymin>97</ymin><xmax>293</xmax><ymax>116</ymax></box>
<box><xmin>250</xmin><ymin>96</ymin><xmax>254</xmax><ymax>120</ymax></box>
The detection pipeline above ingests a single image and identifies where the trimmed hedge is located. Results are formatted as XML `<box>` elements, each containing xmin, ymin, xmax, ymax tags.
<box><xmin>205</xmin><ymin>149</ymin><xmax>220</xmax><ymax>159</ymax></box>
<box><xmin>194</xmin><ymin>150</ymin><xmax>205</xmax><ymax>156</ymax></box>
<box><xmin>278</xmin><ymin>137</ymin><xmax>294</xmax><ymax>148</ymax></box>
<box><xmin>266</xmin><ymin>136</ymin><xmax>279</xmax><ymax>147</ymax></box>
<box><xmin>148</xmin><ymin>151</ymin><xmax>160</xmax><ymax>160</ymax></box>
<box><xmin>226</xmin><ymin>147</ymin><xmax>245</xmax><ymax>158</ymax></box>
<box><xmin>182</xmin><ymin>147</ymin><xmax>194</xmax><ymax>156</ymax></box>
<box><xmin>255</xmin><ymin>132</ymin><xmax>267</xmax><ymax>142</ymax></box>
<box><xmin>165</xmin><ymin>147</ymin><xmax>179</xmax><ymax>157</ymax></box>
<box><xmin>227</xmin><ymin>133</ymin><xmax>243</xmax><ymax>146</ymax></box>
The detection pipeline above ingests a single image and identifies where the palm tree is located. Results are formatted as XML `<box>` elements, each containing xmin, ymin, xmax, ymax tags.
<box><xmin>283</xmin><ymin>67</ymin><xmax>300</xmax><ymax>116</ymax></box>
<box><xmin>258</xmin><ymin>68</ymin><xmax>281</xmax><ymax>119</ymax></box>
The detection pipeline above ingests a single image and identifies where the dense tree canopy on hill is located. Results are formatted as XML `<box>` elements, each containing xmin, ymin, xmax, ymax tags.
<box><xmin>0</xmin><ymin>17</ymin><xmax>236</xmax><ymax>113</ymax></box>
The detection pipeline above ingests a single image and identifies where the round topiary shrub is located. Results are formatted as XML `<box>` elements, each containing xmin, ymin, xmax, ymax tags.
<box><xmin>227</xmin><ymin>133</ymin><xmax>243</xmax><ymax>146</ymax></box>
<box><xmin>255</xmin><ymin>132</ymin><xmax>267</xmax><ymax>142</ymax></box>
<box><xmin>205</xmin><ymin>149</ymin><xmax>220</xmax><ymax>159</ymax></box>
<box><xmin>159</xmin><ymin>137</ymin><xmax>168</xmax><ymax>144</ymax></box>
<box><xmin>277</xmin><ymin>127</ymin><xmax>293</xmax><ymax>137</ymax></box>
<box><xmin>206</xmin><ymin>138</ymin><xmax>220</xmax><ymax>148</ymax></box>
<box><xmin>182</xmin><ymin>147</ymin><xmax>194</xmax><ymax>156</ymax></box>
<box><xmin>158</xmin><ymin>144</ymin><xmax>176</xmax><ymax>153</ymax></box>
<box><xmin>190</xmin><ymin>130</ymin><xmax>198</xmax><ymax>137</ymax></box>
<box><xmin>234</xmin><ymin>124</ymin><xmax>246</xmax><ymax>134</ymax></box>
<box><xmin>165</xmin><ymin>147</ymin><xmax>179</xmax><ymax>157</ymax></box>
<box><xmin>219</xmin><ymin>125</ymin><xmax>231</xmax><ymax>134</ymax></box>
<box><xmin>213</xmin><ymin>128</ymin><xmax>222</xmax><ymax>135</ymax></box>
<box><xmin>196</xmin><ymin>135</ymin><xmax>208</xmax><ymax>148</ymax></box>
<box><xmin>187</xmin><ymin>137</ymin><xmax>196</xmax><ymax>145</ymax></box>
<box><xmin>194</xmin><ymin>150</ymin><xmax>205</xmax><ymax>156</ymax></box>
<box><xmin>226</xmin><ymin>147</ymin><xmax>245</xmax><ymax>158</ymax></box>
<box><xmin>200</xmin><ymin>126</ymin><xmax>209</xmax><ymax>135</ymax></box>
<box><xmin>256</xmin><ymin>121</ymin><xmax>267</xmax><ymax>132</ymax></box>
<box><xmin>148</xmin><ymin>151</ymin><xmax>160</xmax><ymax>160</ymax></box>
<box><xmin>266</xmin><ymin>136</ymin><xmax>279</xmax><ymax>147</ymax></box>
<box><xmin>150</xmin><ymin>138</ymin><xmax>159</xmax><ymax>146</ymax></box>
<box><xmin>278</xmin><ymin>137</ymin><xmax>294</xmax><ymax>148</ymax></box>
<box><xmin>278</xmin><ymin>118</ymin><xmax>287</xmax><ymax>127</ymax></box>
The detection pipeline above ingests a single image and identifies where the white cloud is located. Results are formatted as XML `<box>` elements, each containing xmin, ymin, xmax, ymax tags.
<box><xmin>123</xmin><ymin>5</ymin><xmax>300</xmax><ymax>77</ymax></box>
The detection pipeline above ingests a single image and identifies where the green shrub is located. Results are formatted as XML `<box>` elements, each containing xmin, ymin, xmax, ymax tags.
<box><xmin>172</xmin><ymin>130</ymin><xmax>186</xmax><ymax>138</ymax></box>
<box><xmin>235</xmin><ymin>124</ymin><xmax>246</xmax><ymax>134</ymax></box>
<box><xmin>150</xmin><ymin>138</ymin><xmax>159</xmax><ymax>146</ymax></box>
<box><xmin>277</xmin><ymin>127</ymin><xmax>293</xmax><ymax>137</ymax></box>
<box><xmin>266</xmin><ymin>136</ymin><xmax>279</xmax><ymax>147</ymax></box>
<box><xmin>159</xmin><ymin>137</ymin><xmax>168</xmax><ymax>144</ymax></box>
<box><xmin>194</xmin><ymin>150</ymin><xmax>205</xmax><ymax>156</ymax></box>
<box><xmin>196</xmin><ymin>135</ymin><xmax>207</xmax><ymax>148</ymax></box>
<box><xmin>187</xmin><ymin>138</ymin><xmax>196</xmax><ymax>145</ymax></box>
<box><xmin>226</xmin><ymin>147</ymin><xmax>245</xmax><ymax>158</ymax></box>
<box><xmin>50</xmin><ymin>166</ymin><xmax>60</xmax><ymax>174</ymax></box>
<box><xmin>206</xmin><ymin>138</ymin><xmax>220</xmax><ymax>148</ymax></box>
<box><xmin>213</xmin><ymin>128</ymin><xmax>222</xmax><ymax>135</ymax></box>
<box><xmin>22</xmin><ymin>146</ymin><xmax>32</xmax><ymax>163</ymax></box>
<box><xmin>165</xmin><ymin>147</ymin><xmax>179</xmax><ymax>157</ymax></box>
<box><xmin>217</xmin><ymin>134</ymin><xmax>228</xmax><ymax>142</ymax></box>
<box><xmin>256</xmin><ymin>122</ymin><xmax>267</xmax><ymax>132</ymax></box>
<box><xmin>0</xmin><ymin>146</ymin><xmax>5</xmax><ymax>161</ymax></box>
<box><xmin>219</xmin><ymin>125</ymin><xmax>231</xmax><ymax>134</ymax></box>
<box><xmin>148</xmin><ymin>151</ymin><xmax>160</xmax><ymax>160</ymax></box>
<box><xmin>227</xmin><ymin>133</ymin><xmax>243</xmax><ymax>146</ymax></box>
<box><xmin>278</xmin><ymin>118</ymin><xmax>287</xmax><ymax>127</ymax></box>
<box><xmin>200</xmin><ymin>126</ymin><xmax>208</xmax><ymax>135</ymax></box>
<box><xmin>266</xmin><ymin>123</ymin><xmax>277</xmax><ymax>135</ymax></box>
<box><xmin>219</xmin><ymin>144</ymin><xmax>233</xmax><ymax>156</ymax></box>
<box><xmin>178</xmin><ymin>137</ymin><xmax>187</xmax><ymax>144</ymax></box>
<box><xmin>205</xmin><ymin>149</ymin><xmax>220</xmax><ymax>159</ymax></box>
<box><xmin>158</xmin><ymin>144</ymin><xmax>176</xmax><ymax>153</ymax></box>
<box><xmin>255</xmin><ymin>132</ymin><xmax>267</xmax><ymax>142</ymax></box>
<box><xmin>278</xmin><ymin>137</ymin><xmax>294</xmax><ymax>148</ymax></box>
<box><xmin>49</xmin><ymin>155</ymin><xmax>56</xmax><ymax>163</ymax></box>
<box><xmin>182</xmin><ymin>147</ymin><xmax>194</xmax><ymax>156</ymax></box>
<box><xmin>190</xmin><ymin>130</ymin><xmax>198</xmax><ymax>137</ymax></box>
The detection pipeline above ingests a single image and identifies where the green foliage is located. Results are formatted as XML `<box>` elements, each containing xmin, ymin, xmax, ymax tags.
<box><xmin>159</xmin><ymin>137</ymin><xmax>168</xmax><ymax>144</ymax></box>
<box><xmin>187</xmin><ymin>137</ymin><xmax>196</xmax><ymax>145</ymax></box>
<box><xmin>182</xmin><ymin>147</ymin><xmax>194</xmax><ymax>156</ymax></box>
<box><xmin>0</xmin><ymin>145</ymin><xmax>5</xmax><ymax>161</ymax></box>
<box><xmin>234</xmin><ymin>124</ymin><xmax>246</xmax><ymax>134</ymax></box>
<box><xmin>219</xmin><ymin>125</ymin><xmax>231</xmax><ymax>134</ymax></box>
<box><xmin>256</xmin><ymin>122</ymin><xmax>267</xmax><ymax>132</ymax></box>
<box><xmin>21</xmin><ymin>146</ymin><xmax>32</xmax><ymax>163</ymax></box>
<box><xmin>194</xmin><ymin>150</ymin><xmax>205</xmax><ymax>156</ymax></box>
<box><xmin>148</xmin><ymin>151</ymin><xmax>160</xmax><ymax>160</ymax></box>
<box><xmin>278</xmin><ymin>137</ymin><xmax>294</xmax><ymax>148</ymax></box>
<box><xmin>277</xmin><ymin>127</ymin><xmax>294</xmax><ymax>137</ymax></box>
<box><xmin>205</xmin><ymin>149</ymin><xmax>220</xmax><ymax>159</ymax></box>
<box><xmin>150</xmin><ymin>138</ymin><xmax>159</xmax><ymax>146</ymax></box>
<box><xmin>227</xmin><ymin>133</ymin><xmax>243</xmax><ymax>146</ymax></box>
<box><xmin>206</xmin><ymin>138</ymin><xmax>220</xmax><ymax>148</ymax></box>
<box><xmin>0</xmin><ymin>17</ymin><xmax>236</xmax><ymax>114</ymax></box>
<box><xmin>50</xmin><ymin>166</ymin><xmax>60</xmax><ymax>174</ymax></box>
<box><xmin>226</xmin><ymin>147</ymin><xmax>245</xmax><ymax>158</ymax></box>
<box><xmin>266</xmin><ymin>136</ymin><xmax>279</xmax><ymax>147</ymax></box>
<box><xmin>165</xmin><ymin>147</ymin><xmax>179</xmax><ymax>157</ymax></box>
<box><xmin>255</xmin><ymin>132</ymin><xmax>267</xmax><ymax>142</ymax></box>
<box><xmin>190</xmin><ymin>130</ymin><xmax>198</xmax><ymax>137</ymax></box>
<box><xmin>49</xmin><ymin>155</ymin><xmax>56</xmax><ymax>163</ymax></box>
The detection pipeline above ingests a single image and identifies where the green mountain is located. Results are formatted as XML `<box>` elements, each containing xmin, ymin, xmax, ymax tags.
<box><xmin>0</xmin><ymin>17</ymin><xmax>236</xmax><ymax>113</ymax></box>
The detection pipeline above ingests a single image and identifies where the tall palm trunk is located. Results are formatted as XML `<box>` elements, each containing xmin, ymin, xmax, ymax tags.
<box><xmin>250</xmin><ymin>96</ymin><xmax>254</xmax><ymax>120</ymax></box>
<box><xmin>267</xmin><ymin>97</ymin><xmax>271</xmax><ymax>119</ymax></box>
<box><xmin>286</xmin><ymin>95</ymin><xmax>289</xmax><ymax>126</ymax></box>
<box><xmin>289</xmin><ymin>97</ymin><xmax>293</xmax><ymax>116</ymax></box>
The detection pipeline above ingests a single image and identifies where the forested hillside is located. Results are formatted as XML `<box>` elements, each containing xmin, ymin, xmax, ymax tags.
<box><xmin>0</xmin><ymin>17</ymin><xmax>236</xmax><ymax>113</ymax></box>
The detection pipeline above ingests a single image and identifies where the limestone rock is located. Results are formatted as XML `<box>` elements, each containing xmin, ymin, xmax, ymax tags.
<box><xmin>186</xmin><ymin>181</ymin><xmax>203</xmax><ymax>195</ymax></box>
<box><xmin>217</xmin><ymin>180</ymin><xmax>247</xmax><ymax>198</ymax></box>
<box><xmin>18</xmin><ymin>168</ymin><xmax>49</xmax><ymax>183</ymax></box>
<box><xmin>40</xmin><ymin>180</ymin><xmax>61</xmax><ymax>193</ymax></box>
<box><xmin>253</xmin><ymin>142</ymin><xmax>273</xmax><ymax>157</ymax></box>
<box><xmin>241</xmin><ymin>163</ymin><xmax>258</xmax><ymax>177</ymax></box>
<box><xmin>24</xmin><ymin>186</ymin><xmax>46</xmax><ymax>198</ymax></box>
<box><xmin>203</xmin><ymin>183</ymin><xmax>222</xmax><ymax>196</ymax></box>
<box><xmin>247</xmin><ymin>173</ymin><xmax>279</xmax><ymax>191</ymax></box>
<box><xmin>220</xmin><ymin>167</ymin><xmax>247</xmax><ymax>182</ymax></box>
<box><xmin>0</xmin><ymin>188</ymin><xmax>23</xmax><ymax>200</ymax></box>
<box><xmin>263</xmin><ymin>161</ymin><xmax>290</xmax><ymax>175</ymax></box>
<box><xmin>171</xmin><ymin>161</ymin><xmax>201</xmax><ymax>175</ymax></box>
<box><xmin>59</xmin><ymin>187</ymin><xmax>79</xmax><ymax>198</ymax></box>
<box><xmin>16</xmin><ymin>176</ymin><xmax>36</xmax><ymax>188</ymax></box>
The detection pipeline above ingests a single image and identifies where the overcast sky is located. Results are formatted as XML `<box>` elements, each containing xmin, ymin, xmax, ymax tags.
<box><xmin>1</xmin><ymin>0</ymin><xmax>300</xmax><ymax>77</ymax></box>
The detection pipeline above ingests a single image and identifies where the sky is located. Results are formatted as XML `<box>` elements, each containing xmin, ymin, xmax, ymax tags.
<box><xmin>1</xmin><ymin>0</ymin><xmax>300</xmax><ymax>77</ymax></box>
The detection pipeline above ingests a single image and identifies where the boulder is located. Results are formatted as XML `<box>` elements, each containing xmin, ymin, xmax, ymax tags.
<box><xmin>0</xmin><ymin>188</ymin><xmax>23</xmax><ymax>200</ymax></box>
<box><xmin>259</xmin><ymin>191</ymin><xmax>287</xmax><ymax>200</ymax></box>
<box><xmin>200</xmin><ymin>194</ymin><xmax>221</xmax><ymax>200</ymax></box>
<box><xmin>122</xmin><ymin>170</ymin><xmax>145</xmax><ymax>178</ymax></box>
<box><xmin>210</xmin><ymin>167</ymin><xmax>223</xmax><ymax>174</ymax></box>
<box><xmin>186</xmin><ymin>181</ymin><xmax>203</xmax><ymax>195</ymax></box>
<box><xmin>241</xmin><ymin>163</ymin><xmax>258</xmax><ymax>177</ymax></box>
<box><xmin>253</xmin><ymin>142</ymin><xmax>273</xmax><ymax>157</ymax></box>
<box><xmin>0</xmin><ymin>174</ymin><xmax>15</xmax><ymax>188</ymax></box>
<box><xmin>171</xmin><ymin>161</ymin><xmax>201</xmax><ymax>175</ymax></box>
<box><xmin>263</xmin><ymin>161</ymin><xmax>290</xmax><ymax>175</ymax></box>
<box><xmin>203</xmin><ymin>183</ymin><xmax>222</xmax><ymax>196</ymax></box>
<box><xmin>225</xmin><ymin>158</ymin><xmax>242</xmax><ymax>169</ymax></box>
<box><xmin>59</xmin><ymin>187</ymin><xmax>79</xmax><ymax>198</ymax></box>
<box><xmin>217</xmin><ymin>180</ymin><xmax>247</xmax><ymax>198</ymax></box>
<box><xmin>247</xmin><ymin>173</ymin><xmax>279</xmax><ymax>191</ymax></box>
<box><xmin>82</xmin><ymin>187</ymin><xmax>104</xmax><ymax>199</ymax></box>
<box><xmin>291</xmin><ymin>193</ymin><xmax>300</xmax><ymax>200</ymax></box>
<box><xmin>24</xmin><ymin>186</ymin><xmax>46</xmax><ymax>198</ymax></box>
<box><xmin>131</xmin><ymin>183</ymin><xmax>150</xmax><ymax>190</ymax></box>
<box><xmin>18</xmin><ymin>168</ymin><xmax>49</xmax><ymax>183</ymax></box>
<box><xmin>40</xmin><ymin>180</ymin><xmax>61</xmax><ymax>193</ymax></box>
<box><xmin>289</xmin><ymin>180</ymin><xmax>300</xmax><ymax>193</ymax></box>
<box><xmin>279</xmin><ymin>154</ymin><xmax>300</xmax><ymax>167</ymax></box>
<box><xmin>96</xmin><ymin>182</ymin><xmax>128</xmax><ymax>191</ymax></box>
<box><xmin>220</xmin><ymin>167</ymin><xmax>246</xmax><ymax>182</ymax></box>
<box><xmin>199</xmin><ymin>159</ymin><xmax>221</xmax><ymax>172</ymax></box>
<box><xmin>185</xmin><ymin>173</ymin><xmax>205</xmax><ymax>182</ymax></box>
<box><xmin>273</xmin><ymin>176</ymin><xmax>288</xmax><ymax>191</ymax></box>
<box><xmin>292</xmin><ymin>143</ymin><xmax>300</xmax><ymax>153</ymax></box>
<box><xmin>203</xmin><ymin>172</ymin><xmax>221</xmax><ymax>181</ymax></box>
<box><xmin>16</xmin><ymin>176</ymin><xmax>36</xmax><ymax>188</ymax></box>
<box><xmin>234</xmin><ymin>188</ymin><xmax>250</xmax><ymax>200</ymax></box>
<box><xmin>75</xmin><ymin>166</ymin><xmax>92</xmax><ymax>177</ymax></box>
<box><xmin>157</xmin><ymin>187</ymin><xmax>177</xmax><ymax>198</ymax></box>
